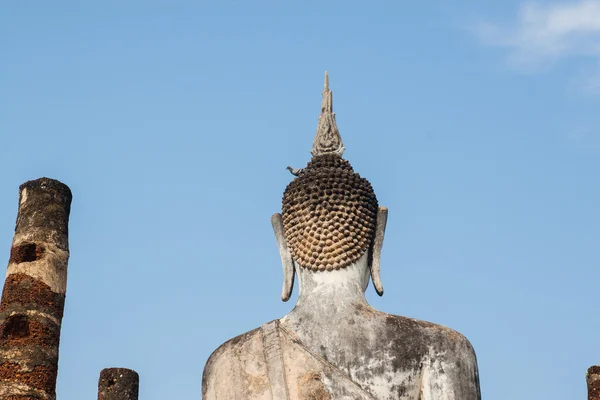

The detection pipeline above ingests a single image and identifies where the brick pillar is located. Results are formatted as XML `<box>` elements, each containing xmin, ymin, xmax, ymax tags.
<box><xmin>98</xmin><ymin>368</ymin><xmax>139</xmax><ymax>400</ymax></box>
<box><xmin>588</xmin><ymin>366</ymin><xmax>600</xmax><ymax>400</ymax></box>
<box><xmin>0</xmin><ymin>178</ymin><xmax>72</xmax><ymax>400</ymax></box>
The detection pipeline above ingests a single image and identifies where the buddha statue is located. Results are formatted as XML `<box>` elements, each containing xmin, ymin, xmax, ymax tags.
<box><xmin>202</xmin><ymin>73</ymin><xmax>481</xmax><ymax>400</ymax></box>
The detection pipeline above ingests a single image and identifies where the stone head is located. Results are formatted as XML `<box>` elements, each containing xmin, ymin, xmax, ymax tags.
<box><xmin>281</xmin><ymin>154</ymin><xmax>378</xmax><ymax>272</ymax></box>
<box><xmin>272</xmin><ymin>72</ymin><xmax>388</xmax><ymax>301</ymax></box>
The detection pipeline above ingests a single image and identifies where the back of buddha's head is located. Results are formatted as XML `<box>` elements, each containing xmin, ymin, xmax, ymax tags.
<box><xmin>281</xmin><ymin>73</ymin><xmax>378</xmax><ymax>272</ymax></box>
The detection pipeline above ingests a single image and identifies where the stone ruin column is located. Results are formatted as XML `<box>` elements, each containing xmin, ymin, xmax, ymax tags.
<box><xmin>0</xmin><ymin>178</ymin><xmax>72</xmax><ymax>400</ymax></box>
<box><xmin>98</xmin><ymin>368</ymin><xmax>139</xmax><ymax>400</ymax></box>
<box><xmin>589</xmin><ymin>366</ymin><xmax>600</xmax><ymax>400</ymax></box>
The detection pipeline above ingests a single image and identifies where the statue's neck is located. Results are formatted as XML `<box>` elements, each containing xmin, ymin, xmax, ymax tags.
<box><xmin>288</xmin><ymin>252</ymin><xmax>371</xmax><ymax>318</ymax></box>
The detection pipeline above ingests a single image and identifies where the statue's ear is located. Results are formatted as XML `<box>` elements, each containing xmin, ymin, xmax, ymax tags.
<box><xmin>271</xmin><ymin>213</ymin><xmax>295</xmax><ymax>302</ymax></box>
<box><xmin>370</xmin><ymin>206</ymin><xmax>388</xmax><ymax>296</ymax></box>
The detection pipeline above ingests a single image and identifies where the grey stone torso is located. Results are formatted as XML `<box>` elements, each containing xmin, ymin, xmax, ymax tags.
<box><xmin>280</xmin><ymin>305</ymin><xmax>479</xmax><ymax>399</ymax></box>
<box><xmin>202</xmin><ymin>257</ymin><xmax>481</xmax><ymax>400</ymax></box>
<box><xmin>202</xmin><ymin>309</ymin><xmax>479</xmax><ymax>400</ymax></box>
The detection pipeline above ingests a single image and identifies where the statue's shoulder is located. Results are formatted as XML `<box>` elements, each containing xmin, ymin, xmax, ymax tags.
<box><xmin>204</xmin><ymin>326</ymin><xmax>262</xmax><ymax>365</ymax></box>
<box><xmin>202</xmin><ymin>325</ymin><xmax>270</xmax><ymax>400</ymax></box>
<box><xmin>370</xmin><ymin>307</ymin><xmax>476</xmax><ymax>360</ymax></box>
<box><xmin>379</xmin><ymin>312</ymin><xmax>480</xmax><ymax>398</ymax></box>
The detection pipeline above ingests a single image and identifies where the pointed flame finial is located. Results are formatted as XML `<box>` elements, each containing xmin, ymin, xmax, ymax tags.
<box><xmin>312</xmin><ymin>71</ymin><xmax>345</xmax><ymax>157</ymax></box>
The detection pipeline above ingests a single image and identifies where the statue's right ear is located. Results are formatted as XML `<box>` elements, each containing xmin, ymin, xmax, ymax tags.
<box><xmin>271</xmin><ymin>213</ymin><xmax>295</xmax><ymax>302</ymax></box>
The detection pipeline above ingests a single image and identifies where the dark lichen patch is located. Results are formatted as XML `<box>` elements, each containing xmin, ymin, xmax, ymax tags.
<box><xmin>15</xmin><ymin>178</ymin><xmax>72</xmax><ymax>251</ymax></box>
<box><xmin>367</xmin><ymin>313</ymin><xmax>431</xmax><ymax>374</ymax></box>
<box><xmin>98</xmin><ymin>368</ymin><xmax>139</xmax><ymax>400</ymax></box>
<box><xmin>9</xmin><ymin>243</ymin><xmax>45</xmax><ymax>264</ymax></box>
<box><xmin>0</xmin><ymin>274</ymin><xmax>65</xmax><ymax>318</ymax></box>
<box><xmin>354</xmin><ymin>303</ymin><xmax>378</xmax><ymax>319</ymax></box>
<box><xmin>19</xmin><ymin>178</ymin><xmax>72</xmax><ymax>201</ymax></box>
<box><xmin>391</xmin><ymin>381</ymin><xmax>409</xmax><ymax>397</ymax></box>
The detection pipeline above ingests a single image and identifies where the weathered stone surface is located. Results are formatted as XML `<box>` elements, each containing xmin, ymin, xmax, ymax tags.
<box><xmin>203</xmin><ymin>328</ymin><xmax>271</xmax><ymax>399</ymax></box>
<box><xmin>204</xmin><ymin>255</ymin><xmax>480</xmax><ymax>399</ymax></box>
<box><xmin>588</xmin><ymin>366</ymin><xmax>600</xmax><ymax>400</ymax></box>
<box><xmin>14</xmin><ymin>179</ymin><xmax>71</xmax><ymax>252</ymax></box>
<box><xmin>98</xmin><ymin>368</ymin><xmax>139</xmax><ymax>400</ymax></box>
<box><xmin>0</xmin><ymin>178</ymin><xmax>71</xmax><ymax>400</ymax></box>
<box><xmin>0</xmin><ymin>274</ymin><xmax>65</xmax><ymax>319</ymax></box>
<box><xmin>271</xmin><ymin>213</ymin><xmax>294</xmax><ymax>301</ymax></box>
<box><xmin>312</xmin><ymin>71</ymin><xmax>344</xmax><ymax>157</ymax></box>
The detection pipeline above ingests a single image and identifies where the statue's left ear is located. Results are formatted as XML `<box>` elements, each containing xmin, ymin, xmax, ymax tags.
<box><xmin>370</xmin><ymin>206</ymin><xmax>388</xmax><ymax>296</ymax></box>
<box><xmin>271</xmin><ymin>213</ymin><xmax>295</xmax><ymax>302</ymax></box>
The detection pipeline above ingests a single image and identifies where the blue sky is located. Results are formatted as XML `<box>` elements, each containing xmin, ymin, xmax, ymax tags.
<box><xmin>1</xmin><ymin>1</ymin><xmax>599</xmax><ymax>399</ymax></box>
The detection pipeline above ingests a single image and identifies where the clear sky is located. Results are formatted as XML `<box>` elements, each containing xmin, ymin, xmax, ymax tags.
<box><xmin>1</xmin><ymin>1</ymin><xmax>599</xmax><ymax>399</ymax></box>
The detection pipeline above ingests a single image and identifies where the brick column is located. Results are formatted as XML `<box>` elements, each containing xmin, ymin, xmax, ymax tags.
<box><xmin>0</xmin><ymin>178</ymin><xmax>72</xmax><ymax>400</ymax></box>
<box><xmin>98</xmin><ymin>368</ymin><xmax>139</xmax><ymax>400</ymax></box>
<box><xmin>588</xmin><ymin>366</ymin><xmax>600</xmax><ymax>400</ymax></box>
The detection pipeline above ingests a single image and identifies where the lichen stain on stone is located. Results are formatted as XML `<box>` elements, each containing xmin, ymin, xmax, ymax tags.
<box><xmin>9</xmin><ymin>244</ymin><xmax>45</xmax><ymax>264</ymax></box>
<box><xmin>389</xmin><ymin>381</ymin><xmax>410</xmax><ymax>398</ymax></box>
<box><xmin>353</xmin><ymin>302</ymin><xmax>377</xmax><ymax>319</ymax></box>
<box><xmin>298</xmin><ymin>373</ymin><xmax>332</xmax><ymax>400</ymax></box>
